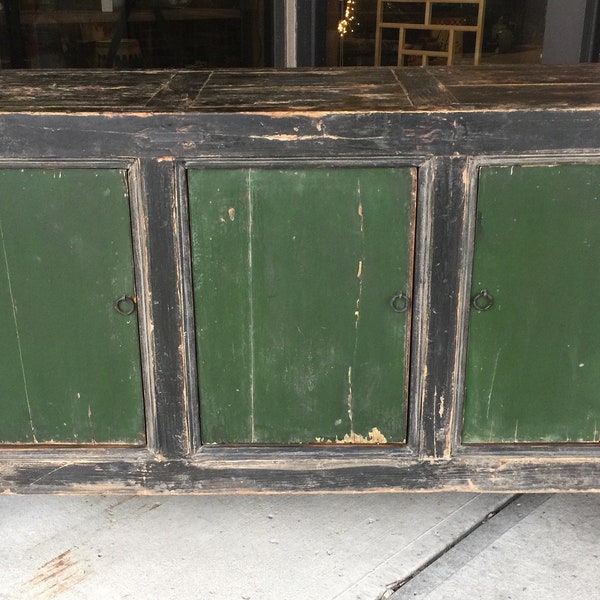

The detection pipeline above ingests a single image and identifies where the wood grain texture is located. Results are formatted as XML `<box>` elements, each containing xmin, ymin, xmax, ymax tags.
<box><xmin>0</xmin><ymin>169</ymin><xmax>144</xmax><ymax>445</ymax></box>
<box><xmin>0</xmin><ymin>65</ymin><xmax>598</xmax><ymax>113</ymax></box>
<box><xmin>1</xmin><ymin>450</ymin><xmax>599</xmax><ymax>494</ymax></box>
<box><xmin>190</xmin><ymin>168</ymin><xmax>414</xmax><ymax>444</ymax></box>
<box><xmin>465</xmin><ymin>164</ymin><xmax>600</xmax><ymax>443</ymax></box>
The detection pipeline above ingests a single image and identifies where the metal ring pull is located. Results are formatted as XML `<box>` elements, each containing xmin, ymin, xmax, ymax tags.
<box><xmin>471</xmin><ymin>289</ymin><xmax>494</xmax><ymax>312</ymax></box>
<box><xmin>390</xmin><ymin>291</ymin><xmax>409</xmax><ymax>313</ymax></box>
<box><xmin>114</xmin><ymin>295</ymin><xmax>137</xmax><ymax>316</ymax></box>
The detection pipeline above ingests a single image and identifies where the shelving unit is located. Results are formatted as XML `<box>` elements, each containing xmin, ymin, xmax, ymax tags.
<box><xmin>374</xmin><ymin>0</ymin><xmax>485</xmax><ymax>66</ymax></box>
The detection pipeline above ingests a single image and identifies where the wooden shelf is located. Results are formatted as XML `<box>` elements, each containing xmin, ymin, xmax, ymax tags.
<box><xmin>375</xmin><ymin>0</ymin><xmax>485</xmax><ymax>66</ymax></box>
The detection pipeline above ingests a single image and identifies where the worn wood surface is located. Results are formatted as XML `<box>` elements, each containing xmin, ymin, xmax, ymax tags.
<box><xmin>1</xmin><ymin>449</ymin><xmax>600</xmax><ymax>494</ymax></box>
<box><xmin>0</xmin><ymin>65</ymin><xmax>599</xmax><ymax>113</ymax></box>
<box><xmin>189</xmin><ymin>167</ymin><xmax>414</xmax><ymax>444</ymax></box>
<box><xmin>465</xmin><ymin>164</ymin><xmax>600</xmax><ymax>443</ymax></box>
<box><xmin>0</xmin><ymin>169</ymin><xmax>144</xmax><ymax>445</ymax></box>
<box><xmin>0</xmin><ymin>66</ymin><xmax>599</xmax><ymax>492</ymax></box>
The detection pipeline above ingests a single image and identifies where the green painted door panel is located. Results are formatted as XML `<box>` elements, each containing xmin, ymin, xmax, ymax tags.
<box><xmin>189</xmin><ymin>168</ymin><xmax>415</xmax><ymax>444</ymax></box>
<box><xmin>0</xmin><ymin>169</ymin><xmax>145</xmax><ymax>444</ymax></box>
<box><xmin>464</xmin><ymin>164</ymin><xmax>600</xmax><ymax>443</ymax></box>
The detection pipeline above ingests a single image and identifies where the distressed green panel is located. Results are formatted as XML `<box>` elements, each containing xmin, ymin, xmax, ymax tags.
<box><xmin>464</xmin><ymin>164</ymin><xmax>600</xmax><ymax>443</ymax></box>
<box><xmin>190</xmin><ymin>167</ymin><xmax>414</xmax><ymax>444</ymax></box>
<box><xmin>188</xmin><ymin>169</ymin><xmax>254</xmax><ymax>443</ymax></box>
<box><xmin>0</xmin><ymin>169</ymin><xmax>144</xmax><ymax>444</ymax></box>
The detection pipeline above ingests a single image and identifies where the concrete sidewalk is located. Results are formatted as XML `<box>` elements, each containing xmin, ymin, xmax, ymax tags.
<box><xmin>1</xmin><ymin>492</ymin><xmax>598</xmax><ymax>599</ymax></box>
<box><xmin>391</xmin><ymin>493</ymin><xmax>600</xmax><ymax>599</ymax></box>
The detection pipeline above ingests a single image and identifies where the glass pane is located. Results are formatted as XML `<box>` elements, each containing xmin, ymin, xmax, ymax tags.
<box><xmin>382</xmin><ymin>2</ymin><xmax>426</xmax><ymax>24</ymax></box>
<box><xmin>431</xmin><ymin>3</ymin><xmax>480</xmax><ymax>26</ymax></box>
<box><xmin>335</xmin><ymin>0</ymin><xmax>548</xmax><ymax>67</ymax></box>
<box><xmin>2</xmin><ymin>1</ymin><xmax>590</xmax><ymax>70</ymax></box>
<box><xmin>483</xmin><ymin>0</ymin><xmax>547</xmax><ymax>63</ymax></box>
<box><xmin>0</xmin><ymin>0</ymin><xmax>268</xmax><ymax>68</ymax></box>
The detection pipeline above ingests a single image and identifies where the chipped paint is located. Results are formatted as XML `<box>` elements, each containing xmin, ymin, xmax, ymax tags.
<box><xmin>248</xmin><ymin>133</ymin><xmax>344</xmax><ymax>142</ymax></box>
<box><xmin>444</xmin><ymin>394</ymin><xmax>455</xmax><ymax>461</ymax></box>
<box><xmin>487</xmin><ymin>349</ymin><xmax>501</xmax><ymax>419</ymax></box>
<box><xmin>346</xmin><ymin>366</ymin><xmax>354</xmax><ymax>431</ymax></box>
<box><xmin>337</xmin><ymin>427</ymin><xmax>388</xmax><ymax>444</ymax></box>
<box><xmin>316</xmin><ymin>426</ymin><xmax>388</xmax><ymax>444</ymax></box>
<box><xmin>348</xmin><ymin>192</ymin><xmax>366</xmax><ymax>436</ymax></box>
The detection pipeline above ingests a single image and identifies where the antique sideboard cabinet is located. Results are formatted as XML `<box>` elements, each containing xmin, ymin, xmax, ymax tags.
<box><xmin>1</xmin><ymin>65</ymin><xmax>599</xmax><ymax>493</ymax></box>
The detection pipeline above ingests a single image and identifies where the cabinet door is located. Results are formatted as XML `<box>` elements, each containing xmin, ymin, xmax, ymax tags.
<box><xmin>464</xmin><ymin>164</ymin><xmax>600</xmax><ymax>443</ymax></box>
<box><xmin>0</xmin><ymin>169</ymin><xmax>145</xmax><ymax>444</ymax></box>
<box><xmin>189</xmin><ymin>168</ymin><xmax>415</xmax><ymax>444</ymax></box>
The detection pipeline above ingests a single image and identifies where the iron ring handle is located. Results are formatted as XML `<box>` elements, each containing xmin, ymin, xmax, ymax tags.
<box><xmin>114</xmin><ymin>295</ymin><xmax>137</xmax><ymax>316</ymax></box>
<box><xmin>390</xmin><ymin>291</ymin><xmax>409</xmax><ymax>313</ymax></box>
<box><xmin>472</xmin><ymin>289</ymin><xmax>494</xmax><ymax>312</ymax></box>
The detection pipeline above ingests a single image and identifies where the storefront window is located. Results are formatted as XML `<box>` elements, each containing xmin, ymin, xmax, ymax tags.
<box><xmin>333</xmin><ymin>0</ymin><xmax>548</xmax><ymax>66</ymax></box>
<box><xmin>0</xmin><ymin>0</ymin><xmax>597</xmax><ymax>69</ymax></box>
<box><xmin>0</xmin><ymin>0</ymin><xmax>268</xmax><ymax>68</ymax></box>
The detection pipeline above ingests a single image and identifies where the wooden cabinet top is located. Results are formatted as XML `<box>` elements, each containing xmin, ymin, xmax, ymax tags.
<box><xmin>1</xmin><ymin>65</ymin><xmax>599</xmax><ymax>114</ymax></box>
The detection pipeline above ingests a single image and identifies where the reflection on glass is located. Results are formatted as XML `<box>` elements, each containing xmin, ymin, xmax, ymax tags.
<box><xmin>374</xmin><ymin>0</ymin><xmax>486</xmax><ymax>66</ymax></box>
<box><xmin>0</xmin><ymin>0</ymin><xmax>592</xmax><ymax>70</ymax></box>
<box><xmin>336</xmin><ymin>0</ymin><xmax>548</xmax><ymax>66</ymax></box>
<box><xmin>1</xmin><ymin>0</ymin><xmax>267</xmax><ymax>68</ymax></box>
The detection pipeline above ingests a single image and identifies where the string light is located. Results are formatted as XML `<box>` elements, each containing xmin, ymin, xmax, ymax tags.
<box><xmin>338</xmin><ymin>0</ymin><xmax>357</xmax><ymax>37</ymax></box>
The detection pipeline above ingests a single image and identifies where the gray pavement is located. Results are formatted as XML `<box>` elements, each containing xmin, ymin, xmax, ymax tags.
<box><xmin>0</xmin><ymin>492</ymin><xmax>598</xmax><ymax>599</ymax></box>
<box><xmin>391</xmin><ymin>493</ymin><xmax>600</xmax><ymax>600</ymax></box>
